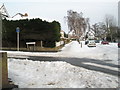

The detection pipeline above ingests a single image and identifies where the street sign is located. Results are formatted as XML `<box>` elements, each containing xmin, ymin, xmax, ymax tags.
<box><xmin>16</xmin><ymin>27</ymin><xmax>20</xmax><ymax>32</ymax></box>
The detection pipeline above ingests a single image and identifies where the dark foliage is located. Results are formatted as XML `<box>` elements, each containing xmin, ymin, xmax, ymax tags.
<box><xmin>2</xmin><ymin>18</ymin><xmax>61</xmax><ymax>48</ymax></box>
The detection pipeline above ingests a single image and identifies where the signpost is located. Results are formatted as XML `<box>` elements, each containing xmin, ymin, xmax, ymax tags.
<box><xmin>16</xmin><ymin>27</ymin><xmax>20</xmax><ymax>51</ymax></box>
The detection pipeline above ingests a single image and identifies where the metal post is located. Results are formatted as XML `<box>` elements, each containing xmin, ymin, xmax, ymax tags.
<box><xmin>17</xmin><ymin>32</ymin><xmax>19</xmax><ymax>51</ymax></box>
<box><xmin>16</xmin><ymin>27</ymin><xmax>20</xmax><ymax>51</ymax></box>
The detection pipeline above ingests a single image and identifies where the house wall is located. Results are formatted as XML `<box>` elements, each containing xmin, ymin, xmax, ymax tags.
<box><xmin>56</xmin><ymin>41</ymin><xmax>64</xmax><ymax>47</ymax></box>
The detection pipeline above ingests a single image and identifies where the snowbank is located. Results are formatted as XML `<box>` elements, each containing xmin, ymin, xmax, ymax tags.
<box><xmin>8</xmin><ymin>58</ymin><xmax>118</xmax><ymax>88</ymax></box>
<box><xmin>59</xmin><ymin>41</ymin><xmax>118</xmax><ymax>64</ymax></box>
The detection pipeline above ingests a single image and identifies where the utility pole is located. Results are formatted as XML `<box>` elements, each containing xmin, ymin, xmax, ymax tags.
<box><xmin>16</xmin><ymin>27</ymin><xmax>20</xmax><ymax>51</ymax></box>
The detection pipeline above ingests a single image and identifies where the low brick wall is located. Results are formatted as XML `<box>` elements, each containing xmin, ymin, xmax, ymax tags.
<box><xmin>1</xmin><ymin>46</ymin><xmax>62</xmax><ymax>52</ymax></box>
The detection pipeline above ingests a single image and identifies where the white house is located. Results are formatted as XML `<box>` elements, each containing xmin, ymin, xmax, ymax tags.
<box><xmin>60</xmin><ymin>30</ymin><xmax>65</xmax><ymax>39</ymax></box>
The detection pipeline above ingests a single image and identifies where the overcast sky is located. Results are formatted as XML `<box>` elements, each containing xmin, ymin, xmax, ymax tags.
<box><xmin>0</xmin><ymin>0</ymin><xmax>119</xmax><ymax>33</ymax></box>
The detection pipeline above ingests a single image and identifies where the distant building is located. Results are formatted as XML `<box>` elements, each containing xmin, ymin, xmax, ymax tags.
<box><xmin>60</xmin><ymin>30</ymin><xmax>65</xmax><ymax>39</ymax></box>
<box><xmin>86</xmin><ymin>29</ymin><xmax>95</xmax><ymax>40</ymax></box>
<box><xmin>68</xmin><ymin>31</ymin><xmax>78</xmax><ymax>40</ymax></box>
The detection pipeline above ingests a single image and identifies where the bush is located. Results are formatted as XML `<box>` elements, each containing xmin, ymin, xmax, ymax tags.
<box><xmin>2</xmin><ymin>18</ymin><xmax>61</xmax><ymax>48</ymax></box>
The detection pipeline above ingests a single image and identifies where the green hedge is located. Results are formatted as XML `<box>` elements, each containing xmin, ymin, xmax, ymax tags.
<box><xmin>2</xmin><ymin>18</ymin><xmax>61</xmax><ymax>47</ymax></box>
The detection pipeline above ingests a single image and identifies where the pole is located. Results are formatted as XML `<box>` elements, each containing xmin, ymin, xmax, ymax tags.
<box><xmin>16</xmin><ymin>27</ymin><xmax>20</xmax><ymax>51</ymax></box>
<box><xmin>17</xmin><ymin>32</ymin><xmax>19</xmax><ymax>51</ymax></box>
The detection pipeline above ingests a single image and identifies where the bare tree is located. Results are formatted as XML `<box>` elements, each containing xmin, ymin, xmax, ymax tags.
<box><xmin>65</xmin><ymin>10</ymin><xmax>89</xmax><ymax>40</ymax></box>
<box><xmin>92</xmin><ymin>15</ymin><xmax>117</xmax><ymax>41</ymax></box>
<box><xmin>104</xmin><ymin>15</ymin><xmax>117</xmax><ymax>41</ymax></box>
<box><xmin>91</xmin><ymin>22</ymin><xmax>106</xmax><ymax>40</ymax></box>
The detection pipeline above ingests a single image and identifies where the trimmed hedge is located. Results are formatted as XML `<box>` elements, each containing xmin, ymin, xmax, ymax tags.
<box><xmin>2</xmin><ymin>18</ymin><xmax>61</xmax><ymax>48</ymax></box>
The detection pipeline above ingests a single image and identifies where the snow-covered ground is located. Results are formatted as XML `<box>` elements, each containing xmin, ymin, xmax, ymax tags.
<box><xmin>59</xmin><ymin>41</ymin><xmax>118</xmax><ymax>62</ymax></box>
<box><xmin>1</xmin><ymin>41</ymin><xmax>119</xmax><ymax>88</ymax></box>
<box><xmin>8</xmin><ymin>58</ymin><xmax>118</xmax><ymax>88</ymax></box>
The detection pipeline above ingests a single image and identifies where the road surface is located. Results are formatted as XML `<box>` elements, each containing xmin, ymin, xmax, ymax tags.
<box><xmin>7</xmin><ymin>41</ymin><xmax>119</xmax><ymax>77</ymax></box>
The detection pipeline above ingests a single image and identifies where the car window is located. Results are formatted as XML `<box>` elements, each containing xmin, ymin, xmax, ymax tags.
<box><xmin>89</xmin><ymin>41</ymin><xmax>95</xmax><ymax>43</ymax></box>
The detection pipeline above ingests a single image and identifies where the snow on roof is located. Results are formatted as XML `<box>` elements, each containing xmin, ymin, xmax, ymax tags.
<box><xmin>7</xmin><ymin>16</ymin><xmax>55</xmax><ymax>22</ymax></box>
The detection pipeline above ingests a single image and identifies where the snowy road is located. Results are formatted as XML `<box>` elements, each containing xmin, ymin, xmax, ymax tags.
<box><xmin>2</xmin><ymin>41</ymin><xmax>119</xmax><ymax>88</ymax></box>
<box><xmin>8</xmin><ymin>41</ymin><xmax>119</xmax><ymax>76</ymax></box>
<box><xmin>9</xmin><ymin>56</ymin><xmax>119</xmax><ymax>76</ymax></box>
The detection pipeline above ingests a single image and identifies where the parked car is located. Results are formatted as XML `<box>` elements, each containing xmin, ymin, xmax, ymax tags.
<box><xmin>95</xmin><ymin>40</ymin><xmax>100</xmax><ymax>43</ymax></box>
<box><xmin>85</xmin><ymin>40</ymin><xmax>89</xmax><ymax>45</ymax></box>
<box><xmin>87</xmin><ymin>40</ymin><xmax>96</xmax><ymax>47</ymax></box>
<box><xmin>101</xmin><ymin>41</ymin><xmax>109</xmax><ymax>45</ymax></box>
<box><xmin>118</xmin><ymin>42</ymin><xmax>120</xmax><ymax>48</ymax></box>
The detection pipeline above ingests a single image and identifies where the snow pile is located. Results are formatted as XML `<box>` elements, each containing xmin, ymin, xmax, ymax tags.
<box><xmin>59</xmin><ymin>41</ymin><xmax>118</xmax><ymax>64</ymax></box>
<box><xmin>8</xmin><ymin>58</ymin><xmax>119</xmax><ymax>88</ymax></box>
